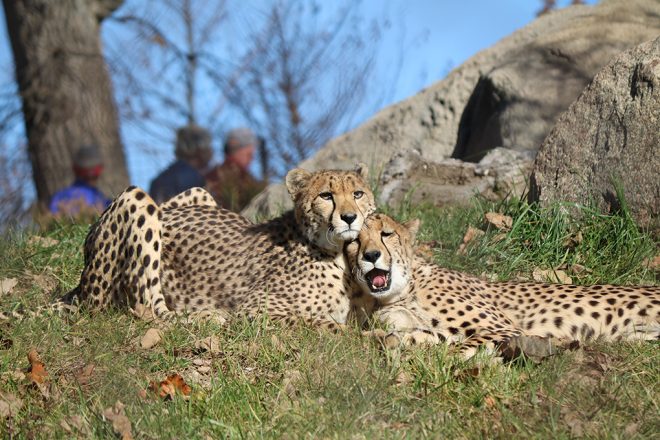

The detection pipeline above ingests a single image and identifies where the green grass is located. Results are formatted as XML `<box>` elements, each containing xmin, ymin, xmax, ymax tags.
<box><xmin>0</xmin><ymin>197</ymin><xmax>658</xmax><ymax>438</ymax></box>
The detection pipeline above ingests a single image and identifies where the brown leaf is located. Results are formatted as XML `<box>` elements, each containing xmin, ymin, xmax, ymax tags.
<box><xmin>74</xmin><ymin>363</ymin><xmax>96</xmax><ymax>387</ymax></box>
<box><xmin>60</xmin><ymin>415</ymin><xmax>89</xmax><ymax>436</ymax></box>
<box><xmin>642</xmin><ymin>255</ymin><xmax>660</xmax><ymax>271</ymax></box>
<box><xmin>562</xmin><ymin>231</ymin><xmax>583</xmax><ymax>249</ymax></box>
<box><xmin>561</xmin><ymin>406</ymin><xmax>586</xmax><ymax>437</ymax></box>
<box><xmin>457</xmin><ymin>226</ymin><xmax>485</xmax><ymax>254</ymax></box>
<box><xmin>569</xmin><ymin>263</ymin><xmax>592</xmax><ymax>275</ymax></box>
<box><xmin>393</xmin><ymin>370</ymin><xmax>412</xmax><ymax>386</ymax></box>
<box><xmin>483</xmin><ymin>395</ymin><xmax>497</xmax><ymax>408</ymax></box>
<box><xmin>0</xmin><ymin>391</ymin><xmax>23</xmax><ymax>418</ymax></box>
<box><xmin>26</xmin><ymin>349</ymin><xmax>48</xmax><ymax>384</ymax></box>
<box><xmin>102</xmin><ymin>401</ymin><xmax>133</xmax><ymax>440</ymax></box>
<box><xmin>193</xmin><ymin>336</ymin><xmax>221</xmax><ymax>355</ymax></box>
<box><xmin>281</xmin><ymin>370</ymin><xmax>303</xmax><ymax>398</ymax></box>
<box><xmin>140</xmin><ymin>328</ymin><xmax>163</xmax><ymax>349</ymax></box>
<box><xmin>0</xmin><ymin>278</ymin><xmax>18</xmax><ymax>296</ymax></box>
<box><xmin>148</xmin><ymin>374</ymin><xmax>192</xmax><ymax>400</ymax></box>
<box><xmin>532</xmin><ymin>268</ymin><xmax>572</xmax><ymax>285</ymax></box>
<box><xmin>29</xmin><ymin>272</ymin><xmax>58</xmax><ymax>294</ymax></box>
<box><xmin>484</xmin><ymin>212</ymin><xmax>513</xmax><ymax>231</ymax></box>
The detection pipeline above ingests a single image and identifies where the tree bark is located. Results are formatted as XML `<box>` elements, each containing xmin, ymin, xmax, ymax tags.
<box><xmin>2</xmin><ymin>0</ymin><xmax>129</xmax><ymax>205</ymax></box>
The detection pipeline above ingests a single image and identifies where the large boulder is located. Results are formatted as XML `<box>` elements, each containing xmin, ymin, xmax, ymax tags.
<box><xmin>529</xmin><ymin>37</ymin><xmax>660</xmax><ymax>228</ymax></box>
<box><xmin>243</xmin><ymin>0</ymin><xmax>660</xmax><ymax>220</ymax></box>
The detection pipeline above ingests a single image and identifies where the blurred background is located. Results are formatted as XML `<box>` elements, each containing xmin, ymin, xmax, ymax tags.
<box><xmin>0</xmin><ymin>0</ymin><xmax>596</xmax><ymax>226</ymax></box>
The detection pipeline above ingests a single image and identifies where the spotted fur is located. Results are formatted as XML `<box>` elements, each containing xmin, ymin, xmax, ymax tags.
<box><xmin>3</xmin><ymin>166</ymin><xmax>375</xmax><ymax>329</ymax></box>
<box><xmin>346</xmin><ymin>214</ymin><xmax>660</xmax><ymax>356</ymax></box>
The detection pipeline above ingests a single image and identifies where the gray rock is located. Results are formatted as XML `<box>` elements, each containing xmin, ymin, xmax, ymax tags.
<box><xmin>378</xmin><ymin>148</ymin><xmax>534</xmax><ymax>209</ymax></box>
<box><xmin>530</xmin><ymin>37</ymin><xmax>660</xmax><ymax>228</ymax></box>
<box><xmin>243</xmin><ymin>0</ymin><xmax>660</xmax><ymax>219</ymax></box>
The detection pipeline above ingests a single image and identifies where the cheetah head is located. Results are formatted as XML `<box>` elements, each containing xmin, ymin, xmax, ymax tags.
<box><xmin>285</xmin><ymin>164</ymin><xmax>375</xmax><ymax>255</ymax></box>
<box><xmin>345</xmin><ymin>213</ymin><xmax>420</xmax><ymax>302</ymax></box>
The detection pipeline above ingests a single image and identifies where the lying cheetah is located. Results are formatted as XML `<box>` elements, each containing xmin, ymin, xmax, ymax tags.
<box><xmin>346</xmin><ymin>214</ymin><xmax>660</xmax><ymax>355</ymax></box>
<box><xmin>156</xmin><ymin>165</ymin><xmax>375</xmax><ymax>328</ymax></box>
<box><xmin>2</xmin><ymin>166</ymin><xmax>375</xmax><ymax>329</ymax></box>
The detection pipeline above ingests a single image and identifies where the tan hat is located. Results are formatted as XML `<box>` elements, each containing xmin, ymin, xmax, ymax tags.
<box><xmin>224</xmin><ymin>128</ymin><xmax>257</xmax><ymax>155</ymax></box>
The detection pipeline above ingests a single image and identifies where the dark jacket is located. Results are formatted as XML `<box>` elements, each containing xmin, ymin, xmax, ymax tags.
<box><xmin>149</xmin><ymin>159</ymin><xmax>206</xmax><ymax>204</ymax></box>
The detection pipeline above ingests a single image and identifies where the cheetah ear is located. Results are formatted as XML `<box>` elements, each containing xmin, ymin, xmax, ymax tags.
<box><xmin>285</xmin><ymin>168</ymin><xmax>312</xmax><ymax>196</ymax></box>
<box><xmin>403</xmin><ymin>218</ymin><xmax>421</xmax><ymax>242</ymax></box>
<box><xmin>354</xmin><ymin>162</ymin><xmax>369</xmax><ymax>180</ymax></box>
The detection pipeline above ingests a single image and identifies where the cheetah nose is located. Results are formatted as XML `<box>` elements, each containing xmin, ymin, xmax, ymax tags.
<box><xmin>363</xmin><ymin>250</ymin><xmax>381</xmax><ymax>263</ymax></box>
<box><xmin>341</xmin><ymin>213</ymin><xmax>357</xmax><ymax>225</ymax></box>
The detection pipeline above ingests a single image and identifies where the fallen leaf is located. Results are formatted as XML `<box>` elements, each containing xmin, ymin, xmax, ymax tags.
<box><xmin>102</xmin><ymin>401</ymin><xmax>133</xmax><ymax>440</ymax></box>
<box><xmin>148</xmin><ymin>374</ymin><xmax>192</xmax><ymax>400</ymax></box>
<box><xmin>0</xmin><ymin>391</ymin><xmax>22</xmax><ymax>418</ymax></box>
<box><xmin>0</xmin><ymin>278</ymin><xmax>17</xmax><ymax>296</ymax></box>
<box><xmin>642</xmin><ymin>255</ymin><xmax>660</xmax><ymax>271</ymax></box>
<box><xmin>457</xmin><ymin>226</ymin><xmax>485</xmax><ymax>254</ymax></box>
<box><xmin>561</xmin><ymin>406</ymin><xmax>586</xmax><ymax>437</ymax></box>
<box><xmin>484</xmin><ymin>395</ymin><xmax>497</xmax><ymax>408</ymax></box>
<box><xmin>455</xmin><ymin>366</ymin><xmax>482</xmax><ymax>381</ymax></box>
<box><xmin>270</xmin><ymin>334</ymin><xmax>286</xmax><ymax>353</ymax></box>
<box><xmin>140</xmin><ymin>328</ymin><xmax>163</xmax><ymax>349</ymax></box>
<box><xmin>27</xmin><ymin>236</ymin><xmax>59</xmax><ymax>247</ymax></box>
<box><xmin>193</xmin><ymin>336</ymin><xmax>221</xmax><ymax>355</ymax></box>
<box><xmin>74</xmin><ymin>364</ymin><xmax>96</xmax><ymax>387</ymax></box>
<box><xmin>569</xmin><ymin>263</ymin><xmax>592</xmax><ymax>275</ymax></box>
<box><xmin>29</xmin><ymin>272</ymin><xmax>58</xmax><ymax>294</ymax></box>
<box><xmin>60</xmin><ymin>415</ymin><xmax>89</xmax><ymax>436</ymax></box>
<box><xmin>281</xmin><ymin>370</ymin><xmax>303</xmax><ymax>398</ymax></box>
<box><xmin>532</xmin><ymin>268</ymin><xmax>572</xmax><ymax>285</ymax></box>
<box><xmin>26</xmin><ymin>349</ymin><xmax>48</xmax><ymax>384</ymax></box>
<box><xmin>394</xmin><ymin>370</ymin><xmax>412</xmax><ymax>386</ymax></box>
<box><xmin>624</xmin><ymin>422</ymin><xmax>639</xmax><ymax>436</ymax></box>
<box><xmin>484</xmin><ymin>212</ymin><xmax>513</xmax><ymax>231</ymax></box>
<box><xmin>562</xmin><ymin>231</ymin><xmax>583</xmax><ymax>249</ymax></box>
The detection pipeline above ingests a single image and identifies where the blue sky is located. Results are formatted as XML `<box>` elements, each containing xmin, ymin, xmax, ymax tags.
<box><xmin>0</xmin><ymin>0</ymin><xmax>598</xmax><ymax>191</ymax></box>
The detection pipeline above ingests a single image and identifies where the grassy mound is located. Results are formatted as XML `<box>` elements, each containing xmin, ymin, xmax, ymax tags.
<box><xmin>0</xmin><ymin>197</ymin><xmax>657</xmax><ymax>438</ymax></box>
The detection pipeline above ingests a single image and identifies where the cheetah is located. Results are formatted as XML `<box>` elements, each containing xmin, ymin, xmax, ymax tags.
<box><xmin>346</xmin><ymin>213</ymin><xmax>660</xmax><ymax>355</ymax></box>
<box><xmin>156</xmin><ymin>164</ymin><xmax>375</xmax><ymax>328</ymax></box>
<box><xmin>3</xmin><ymin>165</ymin><xmax>375</xmax><ymax>330</ymax></box>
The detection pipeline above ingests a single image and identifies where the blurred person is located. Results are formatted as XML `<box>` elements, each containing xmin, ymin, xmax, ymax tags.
<box><xmin>205</xmin><ymin>128</ymin><xmax>266</xmax><ymax>212</ymax></box>
<box><xmin>49</xmin><ymin>144</ymin><xmax>111</xmax><ymax>216</ymax></box>
<box><xmin>149</xmin><ymin>125</ymin><xmax>213</xmax><ymax>204</ymax></box>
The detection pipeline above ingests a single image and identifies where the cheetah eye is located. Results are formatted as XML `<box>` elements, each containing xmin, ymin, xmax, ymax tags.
<box><xmin>354</xmin><ymin>190</ymin><xmax>364</xmax><ymax>199</ymax></box>
<box><xmin>381</xmin><ymin>231</ymin><xmax>394</xmax><ymax>237</ymax></box>
<box><xmin>319</xmin><ymin>192</ymin><xmax>333</xmax><ymax>200</ymax></box>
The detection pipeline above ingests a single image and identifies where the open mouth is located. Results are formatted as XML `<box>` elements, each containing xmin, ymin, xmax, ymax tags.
<box><xmin>364</xmin><ymin>268</ymin><xmax>391</xmax><ymax>293</ymax></box>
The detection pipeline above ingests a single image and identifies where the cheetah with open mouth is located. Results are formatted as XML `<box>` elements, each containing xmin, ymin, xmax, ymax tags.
<box><xmin>346</xmin><ymin>213</ymin><xmax>660</xmax><ymax>356</ymax></box>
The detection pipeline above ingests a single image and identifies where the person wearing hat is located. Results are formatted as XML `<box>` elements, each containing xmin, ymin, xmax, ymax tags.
<box><xmin>149</xmin><ymin>125</ymin><xmax>213</xmax><ymax>204</ymax></box>
<box><xmin>205</xmin><ymin>127</ymin><xmax>266</xmax><ymax>212</ymax></box>
<box><xmin>49</xmin><ymin>144</ymin><xmax>111</xmax><ymax>216</ymax></box>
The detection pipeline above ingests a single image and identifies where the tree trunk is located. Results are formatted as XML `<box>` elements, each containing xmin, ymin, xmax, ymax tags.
<box><xmin>2</xmin><ymin>0</ymin><xmax>129</xmax><ymax>206</ymax></box>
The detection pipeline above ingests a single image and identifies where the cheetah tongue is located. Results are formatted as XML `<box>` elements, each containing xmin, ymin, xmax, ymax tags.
<box><xmin>372</xmin><ymin>274</ymin><xmax>387</xmax><ymax>288</ymax></box>
<box><xmin>368</xmin><ymin>269</ymin><xmax>389</xmax><ymax>289</ymax></box>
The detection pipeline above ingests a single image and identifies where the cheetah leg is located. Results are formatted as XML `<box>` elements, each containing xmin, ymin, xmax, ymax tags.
<box><xmin>159</xmin><ymin>187</ymin><xmax>217</xmax><ymax>211</ymax></box>
<box><xmin>72</xmin><ymin>186</ymin><xmax>173</xmax><ymax>319</ymax></box>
